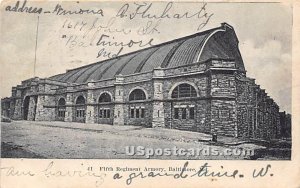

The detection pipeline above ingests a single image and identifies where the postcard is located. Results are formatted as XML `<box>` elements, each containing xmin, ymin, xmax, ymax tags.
<box><xmin>1</xmin><ymin>0</ymin><xmax>299</xmax><ymax>187</ymax></box>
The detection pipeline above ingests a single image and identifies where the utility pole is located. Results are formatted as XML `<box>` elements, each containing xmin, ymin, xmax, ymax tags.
<box><xmin>34</xmin><ymin>16</ymin><xmax>40</xmax><ymax>77</ymax></box>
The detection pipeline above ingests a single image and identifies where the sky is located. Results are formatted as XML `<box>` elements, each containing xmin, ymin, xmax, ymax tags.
<box><xmin>0</xmin><ymin>1</ymin><xmax>292</xmax><ymax>113</ymax></box>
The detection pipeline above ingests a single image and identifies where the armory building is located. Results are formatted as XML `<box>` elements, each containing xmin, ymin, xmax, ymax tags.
<box><xmin>1</xmin><ymin>23</ymin><xmax>291</xmax><ymax>140</ymax></box>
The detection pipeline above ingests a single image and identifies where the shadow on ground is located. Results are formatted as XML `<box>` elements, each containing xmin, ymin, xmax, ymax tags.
<box><xmin>1</xmin><ymin>142</ymin><xmax>45</xmax><ymax>158</ymax></box>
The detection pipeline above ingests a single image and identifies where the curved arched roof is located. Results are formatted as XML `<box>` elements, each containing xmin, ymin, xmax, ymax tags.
<box><xmin>49</xmin><ymin>23</ymin><xmax>244</xmax><ymax>83</ymax></box>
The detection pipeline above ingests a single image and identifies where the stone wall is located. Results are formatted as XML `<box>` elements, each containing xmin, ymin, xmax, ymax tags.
<box><xmin>236</xmin><ymin>73</ymin><xmax>282</xmax><ymax>140</ymax></box>
<box><xmin>1</xmin><ymin>98</ymin><xmax>11</xmax><ymax>118</ymax></box>
<box><xmin>35</xmin><ymin>95</ymin><xmax>56</xmax><ymax>121</ymax></box>
<box><xmin>86</xmin><ymin>83</ymin><xmax>95</xmax><ymax>124</ymax></box>
<box><xmin>12</xmin><ymin>98</ymin><xmax>23</xmax><ymax>120</ymax></box>
<box><xmin>27</xmin><ymin>96</ymin><xmax>37</xmax><ymax>121</ymax></box>
<box><xmin>280</xmin><ymin>112</ymin><xmax>291</xmax><ymax>138</ymax></box>
<box><xmin>152</xmin><ymin>76</ymin><xmax>165</xmax><ymax>128</ymax></box>
<box><xmin>211</xmin><ymin>99</ymin><xmax>237</xmax><ymax>137</ymax></box>
<box><xmin>113</xmin><ymin>76</ymin><xmax>125</xmax><ymax>125</ymax></box>
<box><xmin>207</xmin><ymin>61</ymin><xmax>238</xmax><ymax>137</ymax></box>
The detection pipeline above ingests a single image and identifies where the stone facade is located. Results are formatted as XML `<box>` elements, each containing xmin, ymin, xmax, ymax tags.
<box><xmin>279</xmin><ymin>111</ymin><xmax>292</xmax><ymax>138</ymax></box>
<box><xmin>1</xmin><ymin>23</ymin><xmax>290</xmax><ymax>140</ymax></box>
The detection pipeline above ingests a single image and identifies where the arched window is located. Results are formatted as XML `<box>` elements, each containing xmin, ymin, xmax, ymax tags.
<box><xmin>57</xmin><ymin>98</ymin><xmax>66</xmax><ymax>119</ymax></box>
<box><xmin>171</xmin><ymin>83</ymin><xmax>197</xmax><ymax>98</ymax></box>
<box><xmin>75</xmin><ymin>96</ymin><xmax>86</xmax><ymax>122</ymax></box>
<box><xmin>129</xmin><ymin>89</ymin><xmax>146</xmax><ymax>101</ymax></box>
<box><xmin>76</xmin><ymin>96</ymin><xmax>85</xmax><ymax>105</ymax></box>
<box><xmin>58</xmin><ymin>98</ymin><xmax>66</xmax><ymax>106</ymax></box>
<box><xmin>98</xmin><ymin>93</ymin><xmax>112</xmax><ymax>121</ymax></box>
<box><xmin>99</xmin><ymin>93</ymin><xmax>112</xmax><ymax>103</ymax></box>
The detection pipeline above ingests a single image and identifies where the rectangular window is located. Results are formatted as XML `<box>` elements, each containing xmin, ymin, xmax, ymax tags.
<box><xmin>141</xmin><ymin>109</ymin><xmax>145</xmax><ymax>118</ymax></box>
<box><xmin>136</xmin><ymin>109</ymin><xmax>140</xmax><ymax>118</ymax></box>
<box><xmin>99</xmin><ymin>109</ymin><xmax>103</xmax><ymax>118</ymax></box>
<box><xmin>182</xmin><ymin>108</ymin><xmax>187</xmax><ymax>119</ymax></box>
<box><xmin>107</xmin><ymin>109</ymin><xmax>110</xmax><ymax>118</ymax></box>
<box><xmin>104</xmin><ymin>109</ymin><xmax>108</xmax><ymax>118</ymax></box>
<box><xmin>174</xmin><ymin>108</ymin><xmax>179</xmax><ymax>119</ymax></box>
<box><xmin>131</xmin><ymin>109</ymin><xmax>135</xmax><ymax>118</ymax></box>
<box><xmin>189</xmin><ymin>107</ymin><xmax>195</xmax><ymax>119</ymax></box>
